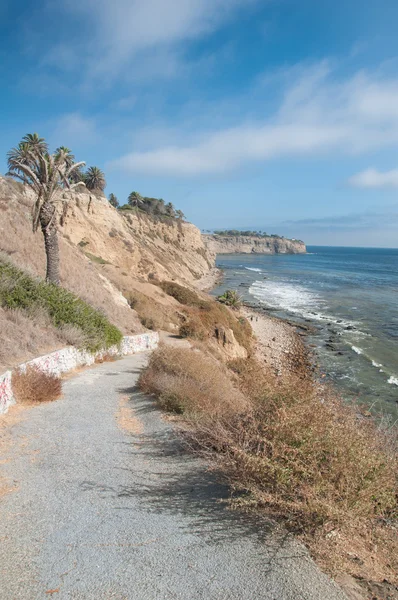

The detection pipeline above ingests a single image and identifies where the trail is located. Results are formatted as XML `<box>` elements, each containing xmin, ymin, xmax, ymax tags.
<box><xmin>0</xmin><ymin>353</ymin><xmax>347</xmax><ymax>599</ymax></box>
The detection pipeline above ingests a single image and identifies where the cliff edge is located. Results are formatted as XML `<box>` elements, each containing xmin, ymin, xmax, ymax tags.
<box><xmin>202</xmin><ymin>234</ymin><xmax>306</xmax><ymax>255</ymax></box>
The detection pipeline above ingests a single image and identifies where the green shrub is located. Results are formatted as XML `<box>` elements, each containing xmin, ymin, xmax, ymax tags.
<box><xmin>0</xmin><ymin>260</ymin><xmax>122</xmax><ymax>352</ymax></box>
<box><xmin>216</xmin><ymin>289</ymin><xmax>242</xmax><ymax>309</ymax></box>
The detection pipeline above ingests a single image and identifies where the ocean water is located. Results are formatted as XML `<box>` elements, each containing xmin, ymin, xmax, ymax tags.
<box><xmin>212</xmin><ymin>246</ymin><xmax>398</xmax><ymax>417</ymax></box>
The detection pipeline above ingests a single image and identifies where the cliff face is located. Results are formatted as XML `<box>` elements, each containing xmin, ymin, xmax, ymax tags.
<box><xmin>60</xmin><ymin>192</ymin><xmax>215</xmax><ymax>284</ymax></box>
<box><xmin>0</xmin><ymin>175</ymin><xmax>215</xmax><ymax>340</ymax></box>
<box><xmin>202</xmin><ymin>234</ymin><xmax>306</xmax><ymax>255</ymax></box>
<box><xmin>0</xmin><ymin>176</ymin><xmax>214</xmax><ymax>284</ymax></box>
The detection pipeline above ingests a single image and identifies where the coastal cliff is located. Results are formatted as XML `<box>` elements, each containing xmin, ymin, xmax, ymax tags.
<box><xmin>202</xmin><ymin>233</ymin><xmax>306</xmax><ymax>255</ymax></box>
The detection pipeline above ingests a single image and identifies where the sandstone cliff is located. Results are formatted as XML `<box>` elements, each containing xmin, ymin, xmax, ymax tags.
<box><xmin>0</xmin><ymin>175</ymin><xmax>217</xmax><ymax>369</ymax></box>
<box><xmin>202</xmin><ymin>234</ymin><xmax>306</xmax><ymax>255</ymax></box>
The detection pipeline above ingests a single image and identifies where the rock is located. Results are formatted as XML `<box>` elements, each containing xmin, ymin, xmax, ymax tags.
<box><xmin>214</xmin><ymin>325</ymin><xmax>247</xmax><ymax>359</ymax></box>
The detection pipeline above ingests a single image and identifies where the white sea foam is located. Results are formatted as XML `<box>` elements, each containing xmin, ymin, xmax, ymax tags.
<box><xmin>388</xmin><ymin>376</ymin><xmax>398</xmax><ymax>386</ymax></box>
<box><xmin>351</xmin><ymin>346</ymin><xmax>363</xmax><ymax>355</ymax></box>
<box><xmin>248</xmin><ymin>279</ymin><xmax>358</xmax><ymax>328</ymax></box>
<box><xmin>245</xmin><ymin>267</ymin><xmax>263</xmax><ymax>272</ymax></box>
<box><xmin>249</xmin><ymin>279</ymin><xmax>322</xmax><ymax>315</ymax></box>
<box><xmin>372</xmin><ymin>360</ymin><xmax>383</xmax><ymax>368</ymax></box>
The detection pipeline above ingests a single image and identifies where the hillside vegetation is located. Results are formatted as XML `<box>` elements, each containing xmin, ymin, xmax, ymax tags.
<box><xmin>0</xmin><ymin>260</ymin><xmax>122</xmax><ymax>353</ymax></box>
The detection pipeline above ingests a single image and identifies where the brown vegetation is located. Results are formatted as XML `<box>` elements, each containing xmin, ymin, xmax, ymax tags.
<box><xmin>180</xmin><ymin>303</ymin><xmax>252</xmax><ymax>352</ymax></box>
<box><xmin>126</xmin><ymin>289</ymin><xmax>179</xmax><ymax>331</ymax></box>
<box><xmin>12</xmin><ymin>365</ymin><xmax>62</xmax><ymax>405</ymax></box>
<box><xmin>140</xmin><ymin>343</ymin><xmax>398</xmax><ymax>586</ymax></box>
<box><xmin>139</xmin><ymin>345</ymin><xmax>248</xmax><ymax>416</ymax></box>
<box><xmin>159</xmin><ymin>281</ymin><xmax>209</xmax><ymax>307</ymax></box>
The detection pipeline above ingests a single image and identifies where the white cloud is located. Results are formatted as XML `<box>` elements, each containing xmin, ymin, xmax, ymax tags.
<box><xmin>348</xmin><ymin>168</ymin><xmax>398</xmax><ymax>189</ymax></box>
<box><xmin>51</xmin><ymin>113</ymin><xmax>99</xmax><ymax>148</ymax></box>
<box><xmin>109</xmin><ymin>63</ymin><xmax>398</xmax><ymax>176</ymax></box>
<box><xmin>57</xmin><ymin>0</ymin><xmax>260</xmax><ymax>79</ymax></box>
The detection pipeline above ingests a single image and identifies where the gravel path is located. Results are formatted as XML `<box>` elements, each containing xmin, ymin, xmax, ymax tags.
<box><xmin>0</xmin><ymin>353</ymin><xmax>347</xmax><ymax>599</ymax></box>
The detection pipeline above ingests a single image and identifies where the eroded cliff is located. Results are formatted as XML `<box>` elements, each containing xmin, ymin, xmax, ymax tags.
<box><xmin>202</xmin><ymin>234</ymin><xmax>306</xmax><ymax>255</ymax></box>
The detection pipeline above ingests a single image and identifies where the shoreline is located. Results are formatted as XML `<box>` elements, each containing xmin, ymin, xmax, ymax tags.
<box><xmin>197</xmin><ymin>265</ymin><xmax>314</xmax><ymax>381</ymax></box>
<box><xmin>194</xmin><ymin>267</ymin><xmax>224</xmax><ymax>292</ymax></box>
<box><xmin>242</xmin><ymin>304</ymin><xmax>314</xmax><ymax>380</ymax></box>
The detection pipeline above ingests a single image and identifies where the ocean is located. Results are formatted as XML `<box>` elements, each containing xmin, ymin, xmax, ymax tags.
<box><xmin>212</xmin><ymin>246</ymin><xmax>398</xmax><ymax>418</ymax></box>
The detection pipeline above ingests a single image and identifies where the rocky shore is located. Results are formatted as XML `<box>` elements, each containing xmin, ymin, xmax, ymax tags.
<box><xmin>242</xmin><ymin>305</ymin><xmax>313</xmax><ymax>380</ymax></box>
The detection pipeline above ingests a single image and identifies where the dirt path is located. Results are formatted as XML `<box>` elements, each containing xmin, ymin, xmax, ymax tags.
<box><xmin>0</xmin><ymin>353</ymin><xmax>347</xmax><ymax>599</ymax></box>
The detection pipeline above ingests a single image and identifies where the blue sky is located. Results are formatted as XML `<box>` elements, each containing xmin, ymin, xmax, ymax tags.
<box><xmin>1</xmin><ymin>0</ymin><xmax>398</xmax><ymax>247</ymax></box>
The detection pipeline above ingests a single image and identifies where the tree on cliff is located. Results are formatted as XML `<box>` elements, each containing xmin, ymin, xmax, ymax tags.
<box><xmin>108</xmin><ymin>193</ymin><xmax>119</xmax><ymax>208</ymax></box>
<box><xmin>84</xmin><ymin>166</ymin><xmax>106</xmax><ymax>191</ymax></box>
<box><xmin>128</xmin><ymin>191</ymin><xmax>144</xmax><ymax>207</ymax></box>
<box><xmin>7</xmin><ymin>134</ymin><xmax>85</xmax><ymax>284</ymax></box>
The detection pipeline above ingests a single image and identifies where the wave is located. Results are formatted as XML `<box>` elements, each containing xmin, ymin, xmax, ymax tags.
<box><xmin>352</xmin><ymin>346</ymin><xmax>363</xmax><ymax>355</ymax></box>
<box><xmin>245</xmin><ymin>267</ymin><xmax>263</xmax><ymax>272</ymax></box>
<box><xmin>249</xmin><ymin>279</ymin><xmax>356</xmax><ymax>327</ymax></box>
<box><xmin>372</xmin><ymin>360</ymin><xmax>383</xmax><ymax>368</ymax></box>
<box><xmin>388</xmin><ymin>376</ymin><xmax>398</xmax><ymax>386</ymax></box>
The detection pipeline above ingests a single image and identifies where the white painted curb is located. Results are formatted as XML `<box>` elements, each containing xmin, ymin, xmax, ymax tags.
<box><xmin>0</xmin><ymin>332</ymin><xmax>159</xmax><ymax>414</ymax></box>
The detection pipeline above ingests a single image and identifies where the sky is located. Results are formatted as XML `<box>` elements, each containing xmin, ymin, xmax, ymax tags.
<box><xmin>1</xmin><ymin>0</ymin><xmax>398</xmax><ymax>247</ymax></box>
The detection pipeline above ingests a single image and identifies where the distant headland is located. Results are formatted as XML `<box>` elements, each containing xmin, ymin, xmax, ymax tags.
<box><xmin>202</xmin><ymin>230</ymin><xmax>306</xmax><ymax>255</ymax></box>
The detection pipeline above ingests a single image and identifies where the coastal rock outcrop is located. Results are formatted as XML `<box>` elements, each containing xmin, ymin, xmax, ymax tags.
<box><xmin>202</xmin><ymin>234</ymin><xmax>306</xmax><ymax>255</ymax></box>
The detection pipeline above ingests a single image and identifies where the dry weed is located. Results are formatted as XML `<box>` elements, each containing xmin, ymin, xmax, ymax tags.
<box><xmin>126</xmin><ymin>289</ymin><xmax>178</xmax><ymax>332</ymax></box>
<box><xmin>0</xmin><ymin>307</ymin><xmax>64</xmax><ymax>372</ymax></box>
<box><xmin>12</xmin><ymin>365</ymin><xmax>62</xmax><ymax>404</ymax></box>
<box><xmin>139</xmin><ymin>344</ymin><xmax>398</xmax><ymax>585</ymax></box>
<box><xmin>179</xmin><ymin>303</ymin><xmax>252</xmax><ymax>352</ymax></box>
<box><xmin>139</xmin><ymin>345</ymin><xmax>248</xmax><ymax>417</ymax></box>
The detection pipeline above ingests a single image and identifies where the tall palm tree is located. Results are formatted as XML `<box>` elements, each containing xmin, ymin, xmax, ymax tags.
<box><xmin>7</xmin><ymin>135</ymin><xmax>85</xmax><ymax>284</ymax></box>
<box><xmin>84</xmin><ymin>166</ymin><xmax>106</xmax><ymax>191</ymax></box>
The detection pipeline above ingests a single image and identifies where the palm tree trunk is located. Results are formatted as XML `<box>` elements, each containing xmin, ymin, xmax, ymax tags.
<box><xmin>40</xmin><ymin>202</ymin><xmax>60</xmax><ymax>284</ymax></box>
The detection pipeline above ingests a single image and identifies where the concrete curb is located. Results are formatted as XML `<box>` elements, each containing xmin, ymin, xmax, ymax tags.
<box><xmin>0</xmin><ymin>332</ymin><xmax>159</xmax><ymax>414</ymax></box>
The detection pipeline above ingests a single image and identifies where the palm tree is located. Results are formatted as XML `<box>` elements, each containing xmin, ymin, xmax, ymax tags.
<box><xmin>84</xmin><ymin>166</ymin><xmax>106</xmax><ymax>191</ymax></box>
<box><xmin>22</xmin><ymin>133</ymin><xmax>48</xmax><ymax>154</ymax></box>
<box><xmin>55</xmin><ymin>146</ymin><xmax>74</xmax><ymax>168</ymax></box>
<box><xmin>54</xmin><ymin>147</ymin><xmax>83</xmax><ymax>185</ymax></box>
<box><xmin>108</xmin><ymin>193</ymin><xmax>119</xmax><ymax>208</ymax></box>
<box><xmin>128</xmin><ymin>191</ymin><xmax>144</xmax><ymax>207</ymax></box>
<box><xmin>7</xmin><ymin>135</ymin><xmax>85</xmax><ymax>284</ymax></box>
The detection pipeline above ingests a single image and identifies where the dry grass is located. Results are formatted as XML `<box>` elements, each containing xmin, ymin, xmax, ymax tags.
<box><xmin>139</xmin><ymin>344</ymin><xmax>398</xmax><ymax>585</ymax></box>
<box><xmin>126</xmin><ymin>289</ymin><xmax>179</xmax><ymax>331</ymax></box>
<box><xmin>157</xmin><ymin>280</ymin><xmax>252</xmax><ymax>352</ymax></box>
<box><xmin>0</xmin><ymin>307</ymin><xmax>65</xmax><ymax>372</ymax></box>
<box><xmin>159</xmin><ymin>281</ymin><xmax>209</xmax><ymax>307</ymax></box>
<box><xmin>139</xmin><ymin>345</ymin><xmax>248</xmax><ymax>417</ymax></box>
<box><xmin>12</xmin><ymin>365</ymin><xmax>62</xmax><ymax>405</ymax></box>
<box><xmin>180</xmin><ymin>303</ymin><xmax>252</xmax><ymax>351</ymax></box>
